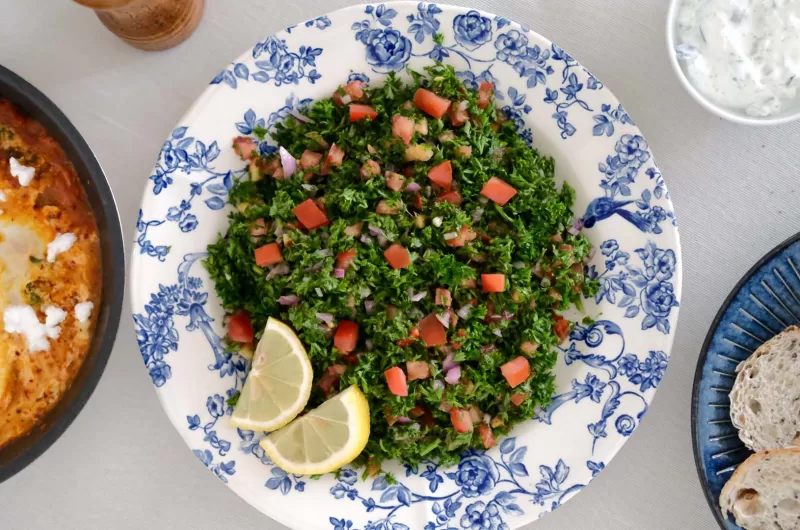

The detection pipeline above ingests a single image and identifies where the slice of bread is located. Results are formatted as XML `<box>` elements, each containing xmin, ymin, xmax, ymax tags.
<box><xmin>729</xmin><ymin>326</ymin><xmax>800</xmax><ymax>452</ymax></box>
<box><xmin>720</xmin><ymin>448</ymin><xmax>800</xmax><ymax>530</ymax></box>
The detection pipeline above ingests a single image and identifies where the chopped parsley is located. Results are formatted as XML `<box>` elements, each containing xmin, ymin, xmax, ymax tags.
<box><xmin>206</xmin><ymin>64</ymin><xmax>598</xmax><ymax>470</ymax></box>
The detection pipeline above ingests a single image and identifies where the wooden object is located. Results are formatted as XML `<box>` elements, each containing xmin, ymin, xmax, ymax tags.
<box><xmin>73</xmin><ymin>0</ymin><xmax>204</xmax><ymax>51</ymax></box>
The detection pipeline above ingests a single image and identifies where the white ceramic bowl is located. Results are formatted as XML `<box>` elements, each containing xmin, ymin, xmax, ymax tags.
<box><xmin>666</xmin><ymin>0</ymin><xmax>800</xmax><ymax>126</ymax></box>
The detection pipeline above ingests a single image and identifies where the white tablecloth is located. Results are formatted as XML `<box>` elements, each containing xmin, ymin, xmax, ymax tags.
<box><xmin>2</xmin><ymin>0</ymin><xmax>799</xmax><ymax>528</ymax></box>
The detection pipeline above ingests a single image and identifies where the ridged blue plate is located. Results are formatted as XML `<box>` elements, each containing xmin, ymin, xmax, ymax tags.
<box><xmin>693</xmin><ymin>233</ymin><xmax>800</xmax><ymax>530</ymax></box>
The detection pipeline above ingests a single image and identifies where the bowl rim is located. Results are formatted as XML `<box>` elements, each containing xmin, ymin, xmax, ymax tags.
<box><xmin>691</xmin><ymin>231</ymin><xmax>800</xmax><ymax>530</ymax></box>
<box><xmin>665</xmin><ymin>0</ymin><xmax>800</xmax><ymax>126</ymax></box>
<box><xmin>0</xmin><ymin>64</ymin><xmax>126</xmax><ymax>483</ymax></box>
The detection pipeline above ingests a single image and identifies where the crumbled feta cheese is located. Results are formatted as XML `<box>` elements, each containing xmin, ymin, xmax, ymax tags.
<box><xmin>47</xmin><ymin>233</ymin><xmax>77</xmax><ymax>263</ymax></box>
<box><xmin>9</xmin><ymin>157</ymin><xmax>35</xmax><ymax>186</ymax></box>
<box><xmin>4</xmin><ymin>306</ymin><xmax>47</xmax><ymax>351</ymax></box>
<box><xmin>44</xmin><ymin>306</ymin><xmax>67</xmax><ymax>339</ymax></box>
<box><xmin>74</xmin><ymin>302</ymin><xmax>94</xmax><ymax>324</ymax></box>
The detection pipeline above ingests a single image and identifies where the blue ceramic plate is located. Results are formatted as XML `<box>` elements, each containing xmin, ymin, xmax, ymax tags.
<box><xmin>693</xmin><ymin>232</ymin><xmax>800</xmax><ymax>530</ymax></box>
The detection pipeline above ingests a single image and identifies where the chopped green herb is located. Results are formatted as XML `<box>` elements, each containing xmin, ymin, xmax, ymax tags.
<box><xmin>226</xmin><ymin>391</ymin><xmax>240</xmax><ymax>407</ymax></box>
<box><xmin>29</xmin><ymin>256</ymin><xmax>42</xmax><ymax>264</ymax></box>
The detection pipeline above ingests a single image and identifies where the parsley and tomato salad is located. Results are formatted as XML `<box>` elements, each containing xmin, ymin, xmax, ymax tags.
<box><xmin>206</xmin><ymin>64</ymin><xmax>598</xmax><ymax>469</ymax></box>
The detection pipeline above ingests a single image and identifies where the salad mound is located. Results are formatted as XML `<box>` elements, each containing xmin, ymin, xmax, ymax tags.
<box><xmin>206</xmin><ymin>64</ymin><xmax>598</xmax><ymax>470</ymax></box>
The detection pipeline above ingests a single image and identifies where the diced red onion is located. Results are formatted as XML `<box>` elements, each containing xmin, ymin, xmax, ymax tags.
<box><xmin>458</xmin><ymin>100</ymin><xmax>468</xmax><ymax>111</ymax></box>
<box><xmin>483</xmin><ymin>414</ymin><xmax>492</xmax><ymax>424</ymax></box>
<box><xmin>317</xmin><ymin>249</ymin><xmax>332</xmax><ymax>257</ymax></box>
<box><xmin>340</xmin><ymin>94</ymin><xmax>352</xmax><ymax>105</ymax></box>
<box><xmin>568</xmin><ymin>218</ymin><xmax>584</xmax><ymax>236</ymax></box>
<box><xmin>512</xmin><ymin>261</ymin><xmax>525</xmax><ymax>269</ymax></box>
<box><xmin>315</xmin><ymin>312</ymin><xmax>334</xmax><ymax>323</ymax></box>
<box><xmin>334</xmin><ymin>268</ymin><xmax>345</xmax><ymax>279</ymax></box>
<box><xmin>360</xmin><ymin>234</ymin><xmax>373</xmax><ymax>244</ymax></box>
<box><xmin>481</xmin><ymin>344</ymin><xmax>497</xmax><ymax>354</ymax></box>
<box><xmin>365</xmin><ymin>339</ymin><xmax>373</xmax><ymax>350</ymax></box>
<box><xmin>444</xmin><ymin>365</ymin><xmax>461</xmax><ymax>385</ymax></box>
<box><xmin>472</xmin><ymin>208</ymin><xmax>484</xmax><ymax>223</ymax></box>
<box><xmin>274</xmin><ymin>222</ymin><xmax>284</xmax><ymax>237</ymax></box>
<box><xmin>410</xmin><ymin>290</ymin><xmax>427</xmax><ymax>302</ymax></box>
<box><xmin>266</xmin><ymin>263</ymin><xmax>290</xmax><ymax>280</ymax></box>
<box><xmin>289</xmin><ymin>109</ymin><xmax>312</xmax><ymax>123</ymax></box>
<box><xmin>395</xmin><ymin>416</ymin><xmax>411</xmax><ymax>424</ymax></box>
<box><xmin>443</xmin><ymin>353</ymin><xmax>457</xmax><ymax>372</ymax></box>
<box><xmin>443</xmin><ymin>232</ymin><xmax>459</xmax><ymax>241</ymax></box>
<box><xmin>457</xmin><ymin>305</ymin><xmax>473</xmax><ymax>319</ymax></box>
<box><xmin>359</xmin><ymin>288</ymin><xmax>372</xmax><ymax>299</ymax></box>
<box><xmin>478</xmin><ymin>196</ymin><xmax>488</xmax><ymax>205</ymax></box>
<box><xmin>368</xmin><ymin>224</ymin><xmax>386</xmax><ymax>238</ymax></box>
<box><xmin>301</xmin><ymin>184</ymin><xmax>318</xmax><ymax>193</ymax></box>
<box><xmin>405</xmin><ymin>182</ymin><xmax>421</xmax><ymax>193</ymax></box>
<box><xmin>377</xmin><ymin>234</ymin><xmax>388</xmax><ymax>248</ymax></box>
<box><xmin>315</xmin><ymin>287</ymin><xmax>324</xmax><ymax>297</ymax></box>
<box><xmin>364</xmin><ymin>300</ymin><xmax>375</xmax><ymax>313</ymax></box>
<box><xmin>279</xmin><ymin>147</ymin><xmax>296</xmax><ymax>178</ymax></box>
<box><xmin>493</xmin><ymin>329</ymin><xmax>503</xmax><ymax>337</ymax></box>
<box><xmin>433</xmin><ymin>379</ymin><xmax>445</xmax><ymax>391</ymax></box>
<box><xmin>435</xmin><ymin>311</ymin><xmax>450</xmax><ymax>329</ymax></box>
<box><xmin>278</xmin><ymin>295</ymin><xmax>300</xmax><ymax>306</ymax></box>
<box><xmin>305</xmin><ymin>262</ymin><xmax>324</xmax><ymax>273</ymax></box>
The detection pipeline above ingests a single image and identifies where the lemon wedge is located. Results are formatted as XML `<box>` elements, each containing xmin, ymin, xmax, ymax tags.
<box><xmin>260</xmin><ymin>385</ymin><xmax>370</xmax><ymax>475</ymax></box>
<box><xmin>230</xmin><ymin>317</ymin><xmax>313</xmax><ymax>431</ymax></box>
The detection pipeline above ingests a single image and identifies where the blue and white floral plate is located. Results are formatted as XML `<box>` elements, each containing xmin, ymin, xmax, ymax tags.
<box><xmin>693</xmin><ymin>233</ymin><xmax>800</xmax><ymax>530</ymax></box>
<box><xmin>130</xmin><ymin>3</ymin><xmax>682</xmax><ymax>529</ymax></box>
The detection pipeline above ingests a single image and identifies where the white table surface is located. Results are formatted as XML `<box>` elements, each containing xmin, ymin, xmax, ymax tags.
<box><xmin>2</xmin><ymin>0</ymin><xmax>799</xmax><ymax>528</ymax></box>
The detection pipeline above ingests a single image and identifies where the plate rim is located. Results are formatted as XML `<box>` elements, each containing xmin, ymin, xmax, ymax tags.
<box><xmin>691</xmin><ymin>230</ymin><xmax>800</xmax><ymax>530</ymax></box>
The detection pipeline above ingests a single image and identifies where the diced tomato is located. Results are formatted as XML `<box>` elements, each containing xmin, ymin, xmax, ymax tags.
<box><xmin>300</xmin><ymin>150</ymin><xmax>323</xmax><ymax>169</ymax></box>
<box><xmin>478</xmin><ymin>424</ymin><xmax>496</xmax><ymax>449</ymax></box>
<box><xmin>385</xmin><ymin>171</ymin><xmax>406</xmax><ymax>192</ymax></box>
<box><xmin>336</xmin><ymin>248</ymin><xmax>357</xmax><ymax>270</ymax></box>
<box><xmin>456</xmin><ymin>145</ymin><xmax>472</xmax><ymax>159</ymax></box>
<box><xmin>409</xmin><ymin>405</ymin><xmax>425</xmax><ymax>418</ymax></box>
<box><xmin>553</xmin><ymin>315</ymin><xmax>570</xmax><ymax>342</ymax></box>
<box><xmin>500</xmin><ymin>356</ymin><xmax>531</xmax><ymax>388</ymax></box>
<box><xmin>421</xmin><ymin>408</ymin><xmax>436</xmax><ymax>429</ymax></box>
<box><xmin>461</xmin><ymin>277</ymin><xmax>477</xmax><ymax>289</ymax></box>
<box><xmin>376</xmin><ymin>200</ymin><xmax>400</xmax><ymax>215</ymax></box>
<box><xmin>344</xmin><ymin>222</ymin><xmax>363</xmax><ymax>237</ymax></box>
<box><xmin>448</xmin><ymin>103</ymin><xmax>469</xmax><ymax>126</ymax></box>
<box><xmin>293</xmin><ymin>199</ymin><xmax>330</xmax><ymax>230</ymax></box>
<box><xmin>395</xmin><ymin>337</ymin><xmax>417</xmax><ymax>347</ymax></box>
<box><xmin>477</xmin><ymin>82</ymin><xmax>494</xmax><ymax>109</ymax></box>
<box><xmin>435</xmin><ymin>288</ymin><xmax>452</xmax><ymax>307</ymax></box>
<box><xmin>415</xmin><ymin>118</ymin><xmax>428</xmax><ymax>135</ymax></box>
<box><xmin>350</xmin><ymin>104</ymin><xmax>378</xmax><ymax>122</ymax></box>
<box><xmin>384</xmin><ymin>366</ymin><xmax>408</xmax><ymax>396</ymax></box>
<box><xmin>233</xmin><ymin>136</ymin><xmax>258</xmax><ymax>161</ymax></box>
<box><xmin>551</xmin><ymin>234</ymin><xmax>563</xmax><ymax>243</ymax></box>
<box><xmin>250</xmin><ymin>218</ymin><xmax>269</xmax><ymax>237</ymax></box>
<box><xmin>361</xmin><ymin>160</ymin><xmax>381</xmax><ymax>180</ymax></box>
<box><xmin>413</xmin><ymin>88</ymin><xmax>451</xmax><ymax>119</ymax></box>
<box><xmin>419</xmin><ymin>313</ymin><xmax>447</xmax><ymax>347</ymax></box>
<box><xmin>481</xmin><ymin>274</ymin><xmax>506</xmax><ymax>293</ymax></box>
<box><xmin>406</xmin><ymin>360</ymin><xmax>431</xmax><ymax>381</ymax></box>
<box><xmin>480</xmin><ymin>177</ymin><xmax>518</xmax><ymax>206</ymax></box>
<box><xmin>333</xmin><ymin>81</ymin><xmax>365</xmax><ymax>105</ymax></box>
<box><xmin>334</xmin><ymin>320</ymin><xmax>359</xmax><ymax>353</ymax></box>
<box><xmin>254</xmin><ymin>242</ymin><xmax>283</xmax><ymax>267</ymax></box>
<box><xmin>521</xmin><ymin>341</ymin><xmax>539</xmax><ymax>355</ymax></box>
<box><xmin>446</xmin><ymin>225</ymin><xmax>477</xmax><ymax>248</ymax></box>
<box><xmin>428</xmin><ymin>160</ymin><xmax>453</xmax><ymax>190</ymax></box>
<box><xmin>318</xmin><ymin>365</ymin><xmax>347</xmax><ymax>394</ymax></box>
<box><xmin>413</xmin><ymin>193</ymin><xmax>424</xmax><ymax>210</ymax></box>
<box><xmin>325</xmin><ymin>143</ymin><xmax>345</xmax><ymax>167</ymax></box>
<box><xmin>228</xmin><ymin>313</ymin><xmax>254</xmax><ymax>343</ymax></box>
<box><xmin>384</xmin><ymin>244</ymin><xmax>411</xmax><ymax>269</ymax></box>
<box><xmin>437</xmin><ymin>191</ymin><xmax>462</xmax><ymax>206</ymax></box>
<box><xmin>450</xmin><ymin>407</ymin><xmax>474</xmax><ymax>433</ymax></box>
<box><xmin>510</xmin><ymin>392</ymin><xmax>528</xmax><ymax>406</ymax></box>
<box><xmin>392</xmin><ymin>115</ymin><xmax>415</xmax><ymax>146</ymax></box>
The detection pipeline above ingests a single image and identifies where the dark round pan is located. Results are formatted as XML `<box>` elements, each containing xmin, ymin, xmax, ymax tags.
<box><xmin>0</xmin><ymin>64</ymin><xmax>125</xmax><ymax>483</ymax></box>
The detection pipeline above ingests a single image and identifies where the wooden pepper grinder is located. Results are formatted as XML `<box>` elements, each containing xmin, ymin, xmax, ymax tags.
<box><xmin>74</xmin><ymin>0</ymin><xmax>204</xmax><ymax>51</ymax></box>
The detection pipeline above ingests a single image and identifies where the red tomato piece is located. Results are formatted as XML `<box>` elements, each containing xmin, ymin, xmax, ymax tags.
<box><xmin>419</xmin><ymin>313</ymin><xmax>447</xmax><ymax>347</ymax></box>
<box><xmin>406</xmin><ymin>360</ymin><xmax>431</xmax><ymax>381</ymax></box>
<box><xmin>254</xmin><ymin>242</ymin><xmax>283</xmax><ymax>267</ymax></box>
<box><xmin>450</xmin><ymin>407</ymin><xmax>474</xmax><ymax>433</ymax></box>
<box><xmin>336</xmin><ymin>248</ymin><xmax>357</xmax><ymax>271</ymax></box>
<box><xmin>448</xmin><ymin>103</ymin><xmax>469</xmax><ymax>126</ymax></box>
<box><xmin>480</xmin><ymin>177</ymin><xmax>518</xmax><ymax>206</ymax></box>
<box><xmin>500</xmin><ymin>356</ymin><xmax>531</xmax><ymax>388</ymax></box>
<box><xmin>385</xmin><ymin>171</ymin><xmax>406</xmax><ymax>192</ymax></box>
<box><xmin>384</xmin><ymin>244</ymin><xmax>411</xmax><ymax>269</ymax></box>
<box><xmin>554</xmin><ymin>315</ymin><xmax>570</xmax><ymax>342</ymax></box>
<box><xmin>428</xmin><ymin>160</ymin><xmax>453</xmax><ymax>190</ymax></box>
<box><xmin>435</xmin><ymin>288</ymin><xmax>452</xmax><ymax>307</ymax></box>
<box><xmin>446</xmin><ymin>225</ymin><xmax>477</xmax><ymax>248</ymax></box>
<box><xmin>481</xmin><ymin>274</ymin><xmax>506</xmax><ymax>293</ymax></box>
<box><xmin>344</xmin><ymin>222</ymin><xmax>363</xmax><ymax>237</ymax></box>
<box><xmin>292</xmin><ymin>199</ymin><xmax>330</xmax><ymax>230</ymax></box>
<box><xmin>392</xmin><ymin>114</ymin><xmax>415</xmax><ymax>146</ymax></box>
<box><xmin>333</xmin><ymin>81</ymin><xmax>365</xmax><ymax>105</ymax></box>
<box><xmin>318</xmin><ymin>365</ymin><xmax>347</xmax><ymax>394</ymax></box>
<box><xmin>510</xmin><ymin>392</ymin><xmax>528</xmax><ymax>407</ymax></box>
<box><xmin>384</xmin><ymin>366</ymin><xmax>408</xmax><ymax>396</ymax></box>
<box><xmin>228</xmin><ymin>313</ymin><xmax>254</xmax><ymax>343</ymax></box>
<box><xmin>325</xmin><ymin>143</ymin><xmax>345</xmax><ymax>167</ymax></box>
<box><xmin>413</xmin><ymin>88</ymin><xmax>452</xmax><ymax>119</ymax></box>
<box><xmin>477</xmin><ymin>82</ymin><xmax>494</xmax><ymax>109</ymax></box>
<box><xmin>350</xmin><ymin>104</ymin><xmax>378</xmax><ymax>122</ymax></box>
<box><xmin>436</xmin><ymin>191</ymin><xmax>462</xmax><ymax>206</ymax></box>
<box><xmin>233</xmin><ymin>136</ymin><xmax>258</xmax><ymax>161</ymax></box>
<box><xmin>300</xmin><ymin>150</ymin><xmax>323</xmax><ymax>169</ymax></box>
<box><xmin>334</xmin><ymin>320</ymin><xmax>359</xmax><ymax>353</ymax></box>
<box><xmin>478</xmin><ymin>423</ymin><xmax>496</xmax><ymax>449</ymax></box>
